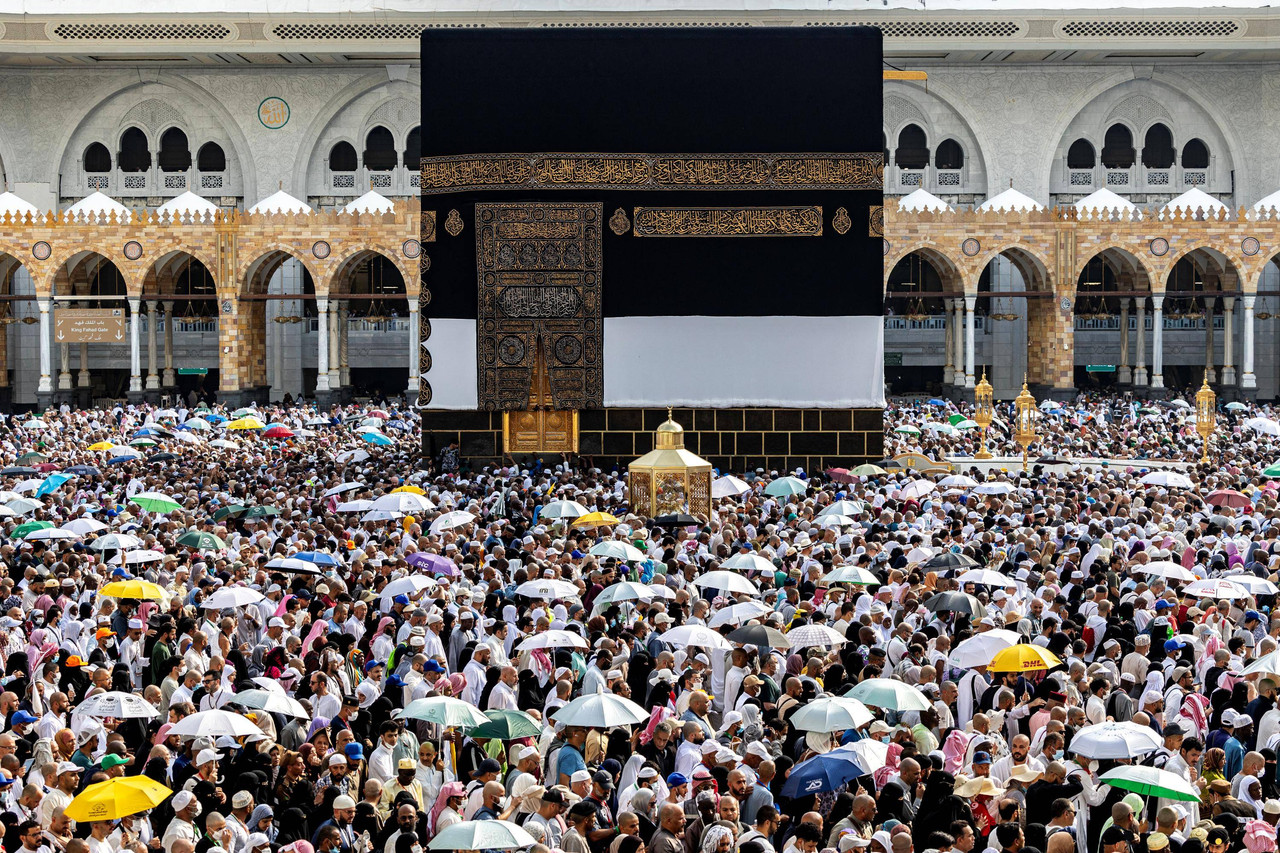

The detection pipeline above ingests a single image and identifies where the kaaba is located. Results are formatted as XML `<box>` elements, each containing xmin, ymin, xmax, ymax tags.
<box><xmin>418</xmin><ymin>26</ymin><xmax>885</xmax><ymax>471</ymax></box>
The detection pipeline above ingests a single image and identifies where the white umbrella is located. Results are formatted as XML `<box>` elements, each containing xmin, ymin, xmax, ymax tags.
<box><xmin>379</xmin><ymin>575</ymin><xmax>438</xmax><ymax>604</ymax></box>
<box><xmin>235</xmin><ymin>689</ymin><xmax>311</xmax><ymax>719</ymax></box>
<box><xmin>323</xmin><ymin>482</ymin><xmax>364</xmax><ymax>498</ymax></box>
<box><xmin>819</xmin><ymin>500</ymin><xmax>865</xmax><ymax>518</ymax></box>
<box><xmin>516</xmin><ymin>630</ymin><xmax>590</xmax><ymax>651</ymax></box>
<box><xmin>6</xmin><ymin>498</ymin><xmax>42</xmax><ymax>515</ymax></box>
<box><xmin>1169</xmin><ymin>399</ymin><xmax>1193</xmax><ymax>409</ymax></box>
<box><xmin>720</xmin><ymin>553</ymin><xmax>776</xmax><ymax>573</ymax></box>
<box><xmin>112</xmin><ymin>550</ymin><xmax>164</xmax><ymax>566</ymax></box>
<box><xmin>181</xmin><ymin>418</ymin><xmax>212</xmax><ymax>431</ymax></box>
<box><xmin>1182</xmin><ymin>578</ymin><xmax>1250</xmax><ymax>599</ymax></box>
<box><xmin>711</xmin><ymin>475</ymin><xmax>751</xmax><ymax>498</ymax></box>
<box><xmin>814</xmin><ymin>514</ymin><xmax>855</xmax><ymax>529</ymax></box>
<box><xmin>1244</xmin><ymin>651</ymin><xmax>1280</xmax><ymax>675</ymax></box>
<box><xmin>25</xmin><ymin>528</ymin><xmax>77</xmax><ymax>541</ymax></box>
<box><xmin>706</xmin><ymin>600</ymin><xmax>774</xmax><ymax>629</ymax></box>
<box><xmin>659</xmin><ymin>625</ymin><xmax>731</xmax><ymax>649</ymax></box>
<box><xmin>540</xmin><ymin>500</ymin><xmax>591</xmax><ymax>520</ymax></box>
<box><xmin>1139</xmin><ymin>471</ymin><xmax>1194</xmax><ymax>489</ymax></box>
<box><xmin>89</xmin><ymin>534</ymin><xmax>143</xmax><ymax>552</ymax></box>
<box><xmin>1069</xmin><ymin>722</ymin><xmax>1164</xmax><ymax>759</ymax></box>
<box><xmin>371</xmin><ymin>492</ymin><xmax>435</xmax><ymax>513</ymax></box>
<box><xmin>336</xmin><ymin>449</ymin><xmax>370</xmax><ymax>464</ymax></box>
<box><xmin>513</xmin><ymin>579</ymin><xmax>580</xmax><ymax>600</ymax></box>
<box><xmin>1226</xmin><ymin>575</ymin><xmax>1280</xmax><ymax>596</ymax></box>
<box><xmin>1246</xmin><ymin>418</ymin><xmax>1280</xmax><ymax>437</ymax></box>
<box><xmin>906</xmin><ymin>547</ymin><xmax>934</xmax><ymax>564</ymax></box>
<box><xmin>428</xmin><ymin>821</ymin><xmax>536</xmax><ymax>851</ymax></box>
<box><xmin>250</xmin><ymin>677</ymin><xmax>286</xmax><ymax>694</ymax></box>
<box><xmin>956</xmin><ymin>569</ymin><xmax>1015</xmax><ymax>587</ymax></box>
<box><xmin>62</xmin><ymin>518</ymin><xmax>107</xmax><ymax>535</ymax></box>
<box><xmin>201</xmin><ymin>587</ymin><xmax>266</xmax><ymax>610</ymax></box>
<box><xmin>168</xmin><ymin>709</ymin><xmax>261</xmax><ymax>739</ymax></box>
<box><xmin>790</xmin><ymin>697</ymin><xmax>874</xmax><ymax>733</ymax></box>
<box><xmin>589</xmin><ymin>541</ymin><xmax>648</xmax><ymax>562</ymax></box>
<box><xmin>1134</xmin><ymin>561</ymin><xmax>1199</xmax><ymax>583</ymax></box>
<box><xmin>786</xmin><ymin>624</ymin><xmax>848</xmax><ymax>648</ymax></box>
<box><xmin>362</xmin><ymin>509</ymin><xmax>405</xmax><ymax>522</ymax></box>
<box><xmin>898</xmin><ymin>479</ymin><xmax>937</xmax><ymax>501</ymax></box>
<box><xmin>264</xmin><ymin>557</ymin><xmax>322</xmax><ymax>574</ymax></box>
<box><xmin>974</xmin><ymin>482</ymin><xmax>1015</xmax><ymax>496</ymax></box>
<box><xmin>821</xmin><ymin>566</ymin><xmax>880</xmax><ymax>585</ymax></box>
<box><xmin>401</xmin><ymin>696</ymin><xmax>490</xmax><ymax>728</ymax></box>
<box><xmin>948</xmin><ymin>629</ymin><xmax>1022</xmax><ymax>670</ymax></box>
<box><xmin>209</xmin><ymin>439</ymin><xmax>239</xmax><ymax>450</ymax></box>
<box><xmin>335</xmin><ymin>499</ymin><xmax>373</xmax><ymax>513</ymax></box>
<box><xmin>938</xmin><ymin>475</ymin><xmax>979</xmax><ymax>489</ymax></box>
<box><xmin>592</xmin><ymin>581</ymin><xmax>656</xmax><ymax>608</ymax></box>
<box><xmin>691</xmin><ymin>571</ymin><xmax>759</xmax><ymax>596</ymax></box>
<box><xmin>551</xmin><ymin>688</ymin><xmax>649</xmax><ymax>728</ymax></box>
<box><xmin>429</xmin><ymin>510</ymin><xmax>476</xmax><ymax>534</ymax></box>
<box><xmin>13</xmin><ymin>479</ymin><xmax>43</xmax><ymax>495</ymax></box>
<box><xmin>72</xmin><ymin>691</ymin><xmax>160</xmax><ymax>719</ymax></box>
<box><xmin>830</xmin><ymin>739</ymin><xmax>891</xmax><ymax>773</ymax></box>
<box><xmin>648</xmin><ymin>584</ymin><xmax>677</xmax><ymax>601</ymax></box>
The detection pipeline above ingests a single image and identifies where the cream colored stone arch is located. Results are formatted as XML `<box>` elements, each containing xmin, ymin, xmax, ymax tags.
<box><xmin>969</xmin><ymin>242</ymin><xmax>1055</xmax><ymax>295</ymax></box>
<box><xmin>1073</xmin><ymin>243</ymin><xmax>1159</xmax><ymax>295</ymax></box>
<box><xmin>326</xmin><ymin>244</ymin><xmax>415</xmax><ymax>299</ymax></box>
<box><xmin>883</xmin><ymin>241</ymin><xmax>966</xmax><ymax>297</ymax></box>
<box><xmin>237</xmin><ymin>244</ymin><xmax>322</xmax><ymax>295</ymax></box>
<box><xmin>1155</xmin><ymin>244</ymin><xmax>1247</xmax><ymax>294</ymax></box>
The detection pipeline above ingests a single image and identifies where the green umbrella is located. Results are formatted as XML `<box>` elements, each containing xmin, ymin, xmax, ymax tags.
<box><xmin>851</xmin><ymin>464</ymin><xmax>887</xmax><ymax>476</ymax></box>
<box><xmin>763</xmin><ymin>476</ymin><xmax>808</xmax><ymax>497</ymax></box>
<box><xmin>177</xmin><ymin>531</ymin><xmax>227</xmax><ymax>550</ymax></box>
<box><xmin>212</xmin><ymin>505</ymin><xmax>247</xmax><ymax>521</ymax></box>
<box><xmin>466</xmin><ymin>710</ymin><xmax>542</xmax><ymax>740</ymax></box>
<box><xmin>947</xmin><ymin>413</ymin><xmax>967</xmax><ymax>426</ymax></box>
<box><xmin>15</xmin><ymin>452</ymin><xmax>46</xmax><ymax>465</ymax></box>
<box><xmin>1098</xmin><ymin>766</ymin><xmax>1200</xmax><ymax>802</ymax></box>
<box><xmin>1264</xmin><ymin>463</ymin><xmax>1280</xmax><ymax>479</ymax></box>
<box><xmin>129</xmin><ymin>493</ymin><xmax>182</xmax><ymax>514</ymax></box>
<box><xmin>401</xmin><ymin>696</ymin><xmax>490</xmax><ymax>728</ymax></box>
<box><xmin>894</xmin><ymin>425</ymin><xmax>921</xmax><ymax>435</ymax></box>
<box><xmin>10</xmin><ymin>521</ymin><xmax>53</xmax><ymax>539</ymax></box>
<box><xmin>241</xmin><ymin>506</ymin><xmax>280</xmax><ymax>519</ymax></box>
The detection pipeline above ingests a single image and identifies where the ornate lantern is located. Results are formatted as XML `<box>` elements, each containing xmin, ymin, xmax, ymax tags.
<box><xmin>973</xmin><ymin>369</ymin><xmax>994</xmax><ymax>460</ymax></box>
<box><xmin>1196</xmin><ymin>374</ymin><xmax>1217</xmax><ymax>464</ymax></box>
<box><xmin>628</xmin><ymin>410</ymin><xmax>712</xmax><ymax>518</ymax></box>
<box><xmin>1013</xmin><ymin>378</ymin><xmax>1038</xmax><ymax>472</ymax></box>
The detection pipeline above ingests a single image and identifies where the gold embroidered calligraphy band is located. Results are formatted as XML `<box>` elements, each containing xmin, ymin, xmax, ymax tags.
<box><xmin>420</xmin><ymin>153</ymin><xmax>883</xmax><ymax>193</ymax></box>
<box><xmin>631</xmin><ymin>206</ymin><xmax>824</xmax><ymax>237</ymax></box>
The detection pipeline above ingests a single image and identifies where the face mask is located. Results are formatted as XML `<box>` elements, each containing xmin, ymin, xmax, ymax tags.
<box><xmin>880</xmin><ymin>736</ymin><xmax>890</xmax><ymax>744</ymax></box>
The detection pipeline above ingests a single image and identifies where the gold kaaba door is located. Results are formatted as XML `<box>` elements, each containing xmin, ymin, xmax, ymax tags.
<box><xmin>502</xmin><ymin>338</ymin><xmax>579</xmax><ymax>454</ymax></box>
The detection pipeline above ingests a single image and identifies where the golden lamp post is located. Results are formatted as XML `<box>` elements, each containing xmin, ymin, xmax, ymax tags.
<box><xmin>973</xmin><ymin>369</ymin><xmax>994</xmax><ymax>460</ymax></box>
<box><xmin>1013</xmin><ymin>378</ymin><xmax>1038</xmax><ymax>472</ymax></box>
<box><xmin>1195</xmin><ymin>374</ymin><xmax>1216</xmax><ymax>464</ymax></box>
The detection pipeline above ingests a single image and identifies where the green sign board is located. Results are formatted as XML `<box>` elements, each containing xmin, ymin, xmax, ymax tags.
<box><xmin>885</xmin><ymin>352</ymin><xmax>903</xmax><ymax>367</ymax></box>
<box><xmin>177</xmin><ymin>368</ymin><xmax>208</xmax><ymax>375</ymax></box>
<box><xmin>1085</xmin><ymin>364</ymin><xmax>1116</xmax><ymax>373</ymax></box>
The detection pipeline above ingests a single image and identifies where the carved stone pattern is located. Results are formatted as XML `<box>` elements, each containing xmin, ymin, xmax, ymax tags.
<box><xmin>1107</xmin><ymin>94</ymin><xmax>1173</xmax><ymax>132</ymax></box>
<box><xmin>630</xmin><ymin>471</ymin><xmax>652</xmax><ymax>510</ymax></box>
<box><xmin>32</xmin><ymin>242</ymin><xmax>50</xmax><ymax>261</ymax></box>
<box><xmin>370</xmin><ymin>173</ymin><xmax>392</xmax><ymax>188</ymax></box>
<box><xmin>869</xmin><ymin>206</ymin><xmax>884</xmax><ymax>237</ymax></box>
<box><xmin>884</xmin><ymin>94</ymin><xmax>928</xmax><ymax>134</ymax></box>
<box><xmin>367</xmin><ymin>97</ymin><xmax>417</xmax><ymax>131</ymax></box>
<box><xmin>900</xmin><ymin>172</ymin><xmax>922</xmax><ymax>187</ymax></box>
<box><xmin>609</xmin><ymin>207</ymin><xmax>631</xmax><ymax>236</ymax></box>
<box><xmin>1069</xmin><ymin>171</ymin><xmax>1093</xmax><ymax>186</ymax></box>
<box><xmin>88</xmin><ymin>176</ymin><xmax>109</xmax><ymax>190</ymax></box>
<box><xmin>312</xmin><ymin>240</ymin><xmax>330</xmax><ymax>259</ymax></box>
<box><xmin>1243</xmin><ymin>237</ymin><xmax>1261</xmax><ymax>256</ymax></box>
<box><xmin>937</xmin><ymin>171</ymin><xmax>961</xmax><ymax>186</ymax></box>
<box><xmin>123</xmin><ymin>240</ymin><xmax>143</xmax><ymax>260</ymax></box>
<box><xmin>402</xmin><ymin>239</ymin><xmax>421</xmax><ymax>259</ymax></box>
<box><xmin>1148</xmin><ymin>170</ymin><xmax>1170</xmax><ymax>185</ymax></box>
<box><xmin>201</xmin><ymin>175</ymin><xmax>223</xmax><ymax>189</ymax></box>
<box><xmin>421</xmin><ymin>153</ymin><xmax>883</xmax><ymax>193</ymax></box>
<box><xmin>476</xmin><ymin>202</ymin><xmax>602</xmax><ymax>412</ymax></box>
<box><xmin>1150</xmin><ymin>237</ymin><xmax>1170</xmax><ymax>256</ymax></box>
<box><xmin>121</xmin><ymin>98</ymin><xmax>184</xmax><ymax>137</ymax></box>
<box><xmin>632</xmin><ymin>206</ymin><xmax>824</xmax><ymax>237</ymax></box>
<box><xmin>164</xmin><ymin>175</ymin><xmax>186</xmax><ymax>189</ymax></box>
<box><xmin>444</xmin><ymin>209</ymin><xmax>463</xmax><ymax>237</ymax></box>
<box><xmin>833</xmin><ymin>207</ymin><xmax>852</xmax><ymax>235</ymax></box>
<box><xmin>1107</xmin><ymin>172</ymin><xmax>1130</xmax><ymax>186</ymax></box>
<box><xmin>1185</xmin><ymin>172</ymin><xmax>1207</xmax><ymax>186</ymax></box>
<box><xmin>883</xmin><ymin>239</ymin><xmax>891</xmax><ymax>257</ymax></box>
<box><xmin>124</xmin><ymin>176</ymin><xmax>145</xmax><ymax>189</ymax></box>
<box><xmin>333</xmin><ymin>174</ymin><xmax>355</xmax><ymax>188</ymax></box>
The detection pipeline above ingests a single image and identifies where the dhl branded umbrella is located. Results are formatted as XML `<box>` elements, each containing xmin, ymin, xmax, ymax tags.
<box><xmin>572</xmin><ymin>511</ymin><xmax>620</xmax><ymax>528</ymax></box>
<box><xmin>987</xmin><ymin>643</ymin><xmax>1063</xmax><ymax>673</ymax></box>
<box><xmin>65</xmin><ymin>776</ymin><xmax>173</xmax><ymax>822</ymax></box>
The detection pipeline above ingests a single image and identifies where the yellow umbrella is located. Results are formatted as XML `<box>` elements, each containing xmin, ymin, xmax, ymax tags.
<box><xmin>65</xmin><ymin>775</ymin><xmax>173</xmax><ymax>822</ymax></box>
<box><xmin>100</xmin><ymin>580</ymin><xmax>168</xmax><ymax>601</ymax></box>
<box><xmin>88</xmin><ymin>441</ymin><xmax>115</xmax><ymax>451</ymax></box>
<box><xmin>987</xmin><ymin>643</ymin><xmax>1062</xmax><ymax>673</ymax></box>
<box><xmin>572</xmin><ymin>511</ymin><xmax>621</xmax><ymax>528</ymax></box>
<box><xmin>392</xmin><ymin>485</ymin><xmax>425</xmax><ymax>495</ymax></box>
<box><xmin>227</xmin><ymin>417</ymin><xmax>265</xmax><ymax>430</ymax></box>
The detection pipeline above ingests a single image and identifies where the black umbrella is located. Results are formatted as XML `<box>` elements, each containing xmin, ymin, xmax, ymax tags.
<box><xmin>726</xmin><ymin>624</ymin><xmax>792</xmax><ymax>650</ymax></box>
<box><xmin>924</xmin><ymin>591</ymin><xmax>985</xmax><ymax>617</ymax></box>
<box><xmin>147</xmin><ymin>453</ymin><xmax>178</xmax><ymax>463</ymax></box>
<box><xmin>921</xmin><ymin>552</ymin><xmax>979</xmax><ymax>571</ymax></box>
<box><xmin>63</xmin><ymin>465</ymin><xmax>101</xmax><ymax>477</ymax></box>
<box><xmin>1036</xmin><ymin>456</ymin><xmax>1069</xmax><ymax>464</ymax></box>
<box><xmin>0</xmin><ymin>467</ymin><xmax>37</xmax><ymax>476</ymax></box>
<box><xmin>875</xmin><ymin>459</ymin><xmax>905</xmax><ymax>470</ymax></box>
<box><xmin>653</xmin><ymin>513</ymin><xmax>700</xmax><ymax>528</ymax></box>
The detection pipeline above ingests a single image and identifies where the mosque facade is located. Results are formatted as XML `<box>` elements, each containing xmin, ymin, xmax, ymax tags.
<box><xmin>0</xmin><ymin>2</ymin><xmax>1278</xmax><ymax>425</ymax></box>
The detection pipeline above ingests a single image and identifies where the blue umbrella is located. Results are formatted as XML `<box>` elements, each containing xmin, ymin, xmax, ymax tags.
<box><xmin>132</xmin><ymin>427</ymin><xmax>165</xmax><ymax>438</ymax></box>
<box><xmin>63</xmin><ymin>465</ymin><xmax>101</xmax><ymax>477</ymax></box>
<box><xmin>362</xmin><ymin>432</ymin><xmax>393</xmax><ymax>446</ymax></box>
<box><xmin>386</xmin><ymin>420</ymin><xmax>412</xmax><ymax>431</ymax></box>
<box><xmin>780</xmin><ymin>750</ymin><xmax>869</xmax><ymax>798</ymax></box>
<box><xmin>36</xmin><ymin>473</ymin><xmax>72</xmax><ymax>498</ymax></box>
<box><xmin>203</xmin><ymin>413</ymin><xmax>228</xmax><ymax>424</ymax></box>
<box><xmin>295</xmin><ymin>551</ymin><xmax>341</xmax><ymax>567</ymax></box>
<box><xmin>106</xmin><ymin>455</ymin><xmax>137</xmax><ymax>466</ymax></box>
<box><xmin>928</xmin><ymin>398</ymin><xmax>947</xmax><ymax>406</ymax></box>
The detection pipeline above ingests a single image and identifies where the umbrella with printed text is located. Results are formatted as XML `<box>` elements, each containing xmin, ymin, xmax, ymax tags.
<box><xmin>9</xmin><ymin>520</ymin><xmax>52</xmax><ymax>539</ymax></box>
<box><xmin>177</xmin><ymin>531</ymin><xmax>226</xmax><ymax>550</ymax></box>
<box><xmin>73</xmin><ymin>691</ymin><xmax>161</xmax><ymax>720</ymax></box>
<box><xmin>988</xmin><ymin>644</ymin><xmax>1063</xmax><ymax>673</ymax></box>
<box><xmin>65</xmin><ymin>776</ymin><xmax>173</xmax><ymax>822</ymax></box>
<box><xmin>781</xmin><ymin>750</ymin><xmax>872</xmax><ymax>798</ymax></box>
<box><xmin>407</xmin><ymin>552</ymin><xmax>459</xmax><ymax>576</ymax></box>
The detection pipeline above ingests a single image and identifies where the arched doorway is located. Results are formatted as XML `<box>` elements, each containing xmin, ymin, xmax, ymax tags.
<box><xmin>243</xmin><ymin>250</ymin><xmax>317</xmax><ymax>402</ymax></box>
<box><xmin>1074</xmin><ymin>247</ymin><xmax>1153</xmax><ymax>391</ymax></box>
<box><xmin>884</xmin><ymin>249</ymin><xmax>960</xmax><ymax>394</ymax></box>
<box><xmin>144</xmin><ymin>251</ymin><xmax>219</xmax><ymax>404</ymax></box>
<box><xmin>0</xmin><ymin>251</ymin><xmax>28</xmax><ymax>408</ymax></box>
<box><xmin>975</xmin><ymin>247</ymin><xmax>1054</xmax><ymax>397</ymax></box>
<box><xmin>53</xmin><ymin>252</ymin><xmax>130</xmax><ymax>403</ymax></box>
<box><xmin>1163</xmin><ymin>247</ymin><xmax>1240</xmax><ymax>394</ymax></box>
<box><xmin>330</xmin><ymin>250</ymin><xmax>409</xmax><ymax>399</ymax></box>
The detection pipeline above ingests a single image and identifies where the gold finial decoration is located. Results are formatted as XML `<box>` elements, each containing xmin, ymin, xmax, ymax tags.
<box><xmin>1013</xmin><ymin>376</ymin><xmax>1038</xmax><ymax>472</ymax></box>
<box><xmin>630</xmin><ymin>408</ymin><xmax>711</xmax><ymax>519</ymax></box>
<box><xmin>973</xmin><ymin>368</ymin><xmax>993</xmax><ymax>460</ymax></box>
<box><xmin>1195</xmin><ymin>372</ymin><xmax>1216</xmax><ymax>465</ymax></box>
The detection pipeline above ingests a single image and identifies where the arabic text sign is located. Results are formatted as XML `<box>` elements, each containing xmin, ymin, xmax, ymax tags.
<box><xmin>54</xmin><ymin>309</ymin><xmax>126</xmax><ymax>343</ymax></box>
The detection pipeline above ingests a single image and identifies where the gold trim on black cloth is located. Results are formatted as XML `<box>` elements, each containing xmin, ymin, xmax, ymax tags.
<box><xmin>421</xmin><ymin>153</ymin><xmax>883</xmax><ymax>193</ymax></box>
<box><xmin>632</xmin><ymin>206</ymin><xmax>823</xmax><ymax>237</ymax></box>
<box><xmin>476</xmin><ymin>202</ymin><xmax>604</xmax><ymax>412</ymax></box>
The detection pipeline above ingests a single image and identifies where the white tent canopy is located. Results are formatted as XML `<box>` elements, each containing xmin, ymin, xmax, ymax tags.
<box><xmin>248</xmin><ymin>190</ymin><xmax>311</xmax><ymax>215</ymax></box>
<box><xmin>66</xmin><ymin>191</ymin><xmax>131</xmax><ymax>222</ymax></box>
<box><xmin>157</xmin><ymin>192</ymin><xmax>219</xmax><ymax>217</ymax></box>
<box><xmin>1253</xmin><ymin>189</ymin><xmax>1280</xmax><ymax>215</ymax></box>
<box><xmin>344</xmin><ymin>190</ymin><xmax>395</xmax><ymax>215</ymax></box>
<box><xmin>898</xmin><ymin>188</ymin><xmax>952</xmax><ymax>213</ymax></box>
<box><xmin>978</xmin><ymin>187</ymin><xmax>1044</xmax><ymax>212</ymax></box>
<box><xmin>0</xmin><ymin>192</ymin><xmax>38</xmax><ymax>218</ymax></box>
<box><xmin>1074</xmin><ymin>188</ymin><xmax>1140</xmax><ymax>218</ymax></box>
<box><xmin>1161</xmin><ymin>187</ymin><xmax>1227</xmax><ymax>217</ymax></box>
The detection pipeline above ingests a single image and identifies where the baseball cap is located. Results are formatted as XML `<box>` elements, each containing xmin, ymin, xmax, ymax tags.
<box><xmin>57</xmin><ymin>762</ymin><xmax>82</xmax><ymax>775</ymax></box>
<box><xmin>11</xmin><ymin>711</ymin><xmax>36</xmax><ymax>726</ymax></box>
<box><xmin>471</xmin><ymin>758</ymin><xmax>501</xmax><ymax>778</ymax></box>
<box><xmin>344</xmin><ymin>743</ymin><xmax>365</xmax><ymax>762</ymax></box>
<box><xmin>196</xmin><ymin>749</ymin><xmax>222</xmax><ymax>766</ymax></box>
<box><xmin>542</xmin><ymin>789</ymin><xmax>565</xmax><ymax>805</ymax></box>
<box><xmin>592</xmin><ymin>770</ymin><xmax>615</xmax><ymax>790</ymax></box>
<box><xmin>101</xmin><ymin>754</ymin><xmax>130</xmax><ymax>770</ymax></box>
<box><xmin>973</xmin><ymin>752</ymin><xmax>991</xmax><ymax>765</ymax></box>
<box><xmin>1164</xmin><ymin>639</ymin><xmax>1185</xmax><ymax>653</ymax></box>
<box><xmin>667</xmin><ymin>773</ymin><xmax>689</xmax><ymax>787</ymax></box>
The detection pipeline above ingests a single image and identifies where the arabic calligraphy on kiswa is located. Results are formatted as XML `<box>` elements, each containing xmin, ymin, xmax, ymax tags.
<box><xmin>631</xmin><ymin>206</ymin><xmax>824</xmax><ymax>237</ymax></box>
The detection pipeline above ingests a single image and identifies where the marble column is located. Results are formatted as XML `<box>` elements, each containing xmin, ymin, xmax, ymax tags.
<box><xmin>1134</xmin><ymin>299</ymin><xmax>1148</xmax><ymax>386</ymax></box>
<box><xmin>272</xmin><ymin>299</ymin><xmax>284</xmax><ymax>400</ymax></box>
<box><xmin>407</xmin><ymin>301</ymin><xmax>420</xmax><ymax>395</ymax></box>
<box><xmin>964</xmin><ymin>295</ymin><xmax>976</xmax><ymax>389</ymax></box>
<box><xmin>327</xmin><ymin>303</ymin><xmax>340</xmax><ymax>390</ymax></box>
<box><xmin>57</xmin><ymin>342</ymin><xmax>70</xmax><ymax>390</ymax></box>
<box><xmin>77</xmin><ymin>343</ymin><xmax>89</xmax><ymax>388</ymax></box>
<box><xmin>128</xmin><ymin>298</ymin><xmax>142</xmax><ymax>394</ymax></box>
<box><xmin>1223</xmin><ymin>297</ymin><xmax>1236</xmax><ymax>386</ymax></box>
<box><xmin>1151</xmin><ymin>295</ymin><xmax>1164</xmax><ymax>390</ymax></box>
<box><xmin>145</xmin><ymin>301</ymin><xmax>159</xmax><ymax>390</ymax></box>
<box><xmin>315</xmin><ymin>297</ymin><xmax>330</xmax><ymax>393</ymax></box>
<box><xmin>339</xmin><ymin>303</ymin><xmax>350</xmax><ymax>388</ymax></box>
<box><xmin>1204</xmin><ymin>296</ymin><xmax>1217</xmax><ymax>384</ymax></box>
<box><xmin>1243</xmin><ymin>295</ymin><xmax>1257</xmax><ymax>391</ymax></box>
<box><xmin>1118</xmin><ymin>300</ymin><xmax>1131</xmax><ymax>384</ymax></box>
<box><xmin>952</xmin><ymin>300</ymin><xmax>965</xmax><ymax>385</ymax></box>
<box><xmin>162</xmin><ymin>301</ymin><xmax>175</xmax><ymax>387</ymax></box>
<box><xmin>943</xmin><ymin>298</ymin><xmax>955</xmax><ymax>382</ymax></box>
<box><xmin>36</xmin><ymin>299</ymin><xmax>51</xmax><ymax>396</ymax></box>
